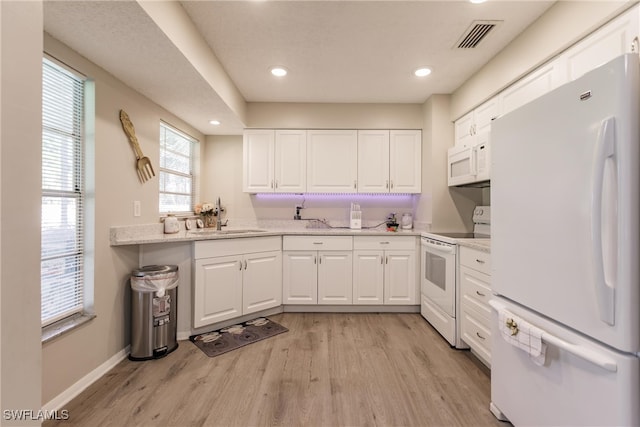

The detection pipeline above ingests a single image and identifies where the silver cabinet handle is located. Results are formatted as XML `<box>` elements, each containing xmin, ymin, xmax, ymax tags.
<box><xmin>239</xmin><ymin>261</ymin><xmax>242</xmax><ymax>271</ymax></box>
<box><xmin>476</xmin><ymin>332</ymin><xmax>485</xmax><ymax>340</ymax></box>
<box><xmin>476</xmin><ymin>290</ymin><xmax>485</xmax><ymax>297</ymax></box>
<box><xmin>476</xmin><ymin>259</ymin><xmax>486</xmax><ymax>264</ymax></box>
<box><xmin>385</xmin><ymin>256</ymin><xmax>389</xmax><ymax>264</ymax></box>
<box><xmin>354</xmin><ymin>180</ymin><xmax>357</xmax><ymax>189</ymax></box>
<box><xmin>271</xmin><ymin>180</ymin><xmax>274</xmax><ymax>189</ymax></box>
<box><xmin>319</xmin><ymin>255</ymin><xmax>322</xmax><ymax>264</ymax></box>
<box><xmin>380</xmin><ymin>241</ymin><xmax>390</xmax><ymax>245</ymax></box>
<box><xmin>314</xmin><ymin>256</ymin><xmax>317</xmax><ymax>265</ymax></box>
<box><xmin>386</xmin><ymin>180</ymin><xmax>389</xmax><ymax>189</ymax></box>
<box><xmin>313</xmin><ymin>242</ymin><xmax>323</xmax><ymax>245</ymax></box>
<box><xmin>380</xmin><ymin>256</ymin><xmax>383</xmax><ymax>264</ymax></box>
<box><xmin>390</xmin><ymin>180</ymin><xmax>394</xmax><ymax>189</ymax></box>
<box><xmin>243</xmin><ymin>260</ymin><xmax>247</xmax><ymax>270</ymax></box>
<box><xmin>275</xmin><ymin>180</ymin><xmax>278</xmax><ymax>189</ymax></box>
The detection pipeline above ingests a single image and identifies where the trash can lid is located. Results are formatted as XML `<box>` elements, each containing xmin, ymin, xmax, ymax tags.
<box><xmin>132</xmin><ymin>265</ymin><xmax>178</xmax><ymax>277</ymax></box>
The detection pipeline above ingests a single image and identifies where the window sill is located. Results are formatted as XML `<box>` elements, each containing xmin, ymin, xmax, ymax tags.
<box><xmin>42</xmin><ymin>312</ymin><xmax>96</xmax><ymax>344</ymax></box>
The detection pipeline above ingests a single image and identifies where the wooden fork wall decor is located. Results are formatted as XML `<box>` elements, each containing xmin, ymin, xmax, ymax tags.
<box><xmin>119</xmin><ymin>109</ymin><xmax>156</xmax><ymax>183</ymax></box>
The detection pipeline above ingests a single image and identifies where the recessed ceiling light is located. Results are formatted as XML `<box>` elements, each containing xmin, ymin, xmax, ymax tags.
<box><xmin>209</xmin><ymin>120</ymin><xmax>221</xmax><ymax>126</ymax></box>
<box><xmin>414</xmin><ymin>67</ymin><xmax>432</xmax><ymax>77</ymax></box>
<box><xmin>270</xmin><ymin>66</ymin><xmax>288</xmax><ymax>77</ymax></box>
<box><xmin>470</xmin><ymin>0</ymin><xmax>487</xmax><ymax>3</ymax></box>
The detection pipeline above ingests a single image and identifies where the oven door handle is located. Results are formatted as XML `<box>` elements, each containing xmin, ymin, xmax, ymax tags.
<box><xmin>422</xmin><ymin>241</ymin><xmax>454</xmax><ymax>254</ymax></box>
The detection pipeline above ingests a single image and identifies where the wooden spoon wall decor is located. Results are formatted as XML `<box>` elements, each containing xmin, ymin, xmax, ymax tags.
<box><xmin>119</xmin><ymin>109</ymin><xmax>155</xmax><ymax>183</ymax></box>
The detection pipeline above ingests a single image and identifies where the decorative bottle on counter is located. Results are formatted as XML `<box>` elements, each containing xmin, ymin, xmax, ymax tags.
<box><xmin>164</xmin><ymin>215</ymin><xmax>179</xmax><ymax>234</ymax></box>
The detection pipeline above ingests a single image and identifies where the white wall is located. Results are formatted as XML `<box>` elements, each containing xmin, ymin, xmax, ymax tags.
<box><xmin>247</xmin><ymin>102</ymin><xmax>423</xmax><ymax>130</ymax></box>
<box><xmin>41</xmin><ymin>34</ymin><xmax>204</xmax><ymax>406</ymax></box>
<box><xmin>1</xmin><ymin>2</ymin><xmax>42</xmax><ymax>424</ymax></box>
<box><xmin>418</xmin><ymin>95</ymin><xmax>482</xmax><ymax>232</ymax></box>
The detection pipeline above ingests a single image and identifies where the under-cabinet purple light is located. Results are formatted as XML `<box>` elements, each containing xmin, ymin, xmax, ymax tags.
<box><xmin>254</xmin><ymin>193</ymin><xmax>415</xmax><ymax>202</ymax></box>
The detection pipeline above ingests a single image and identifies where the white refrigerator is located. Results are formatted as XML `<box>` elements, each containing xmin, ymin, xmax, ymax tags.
<box><xmin>491</xmin><ymin>53</ymin><xmax>640</xmax><ymax>426</ymax></box>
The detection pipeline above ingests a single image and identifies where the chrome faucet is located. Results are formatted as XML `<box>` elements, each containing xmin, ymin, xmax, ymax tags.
<box><xmin>216</xmin><ymin>197</ymin><xmax>222</xmax><ymax>231</ymax></box>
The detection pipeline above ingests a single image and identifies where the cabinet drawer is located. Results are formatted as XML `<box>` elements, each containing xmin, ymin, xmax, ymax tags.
<box><xmin>460</xmin><ymin>308</ymin><xmax>492</xmax><ymax>366</ymax></box>
<box><xmin>194</xmin><ymin>236</ymin><xmax>281</xmax><ymax>259</ymax></box>
<box><xmin>459</xmin><ymin>246</ymin><xmax>491</xmax><ymax>275</ymax></box>
<box><xmin>353</xmin><ymin>235</ymin><xmax>416</xmax><ymax>250</ymax></box>
<box><xmin>283</xmin><ymin>235</ymin><xmax>353</xmax><ymax>251</ymax></box>
<box><xmin>460</xmin><ymin>266</ymin><xmax>491</xmax><ymax>319</ymax></box>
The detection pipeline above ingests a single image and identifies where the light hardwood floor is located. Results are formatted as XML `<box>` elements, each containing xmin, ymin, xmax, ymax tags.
<box><xmin>45</xmin><ymin>313</ymin><xmax>505</xmax><ymax>427</ymax></box>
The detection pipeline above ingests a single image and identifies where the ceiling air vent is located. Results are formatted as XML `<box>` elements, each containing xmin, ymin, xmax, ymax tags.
<box><xmin>455</xmin><ymin>20</ymin><xmax>502</xmax><ymax>49</ymax></box>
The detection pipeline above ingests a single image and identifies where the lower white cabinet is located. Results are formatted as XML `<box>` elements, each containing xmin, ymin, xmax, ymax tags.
<box><xmin>193</xmin><ymin>237</ymin><xmax>282</xmax><ymax>328</ymax></box>
<box><xmin>283</xmin><ymin>236</ymin><xmax>353</xmax><ymax>305</ymax></box>
<box><xmin>353</xmin><ymin>236</ymin><xmax>418</xmax><ymax>305</ymax></box>
<box><xmin>459</xmin><ymin>246</ymin><xmax>492</xmax><ymax>367</ymax></box>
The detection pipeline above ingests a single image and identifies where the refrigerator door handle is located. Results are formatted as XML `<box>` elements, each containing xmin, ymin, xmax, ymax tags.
<box><xmin>591</xmin><ymin>116</ymin><xmax>616</xmax><ymax>326</ymax></box>
<box><xmin>489</xmin><ymin>300</ymin><xmax>618</xmax><ymax>373</ymax></box>
<box><xmin>541</xmin><ymin>331</ymin><xmax>618</xmax><ymax>373</ymax></box>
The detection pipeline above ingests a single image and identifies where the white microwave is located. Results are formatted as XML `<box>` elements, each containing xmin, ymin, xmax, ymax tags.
<box><xmin>447</xmin><ymin>141</ymin><xmax>490</xmax><ymax>187</ymax></box>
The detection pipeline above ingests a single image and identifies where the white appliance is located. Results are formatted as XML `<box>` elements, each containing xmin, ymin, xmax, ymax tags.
<box><xmin>447</xmin><ymin>141</ymin><xmax>490</xmax><ymax>187</ymax></box>
<box><xmin>421</xmin><ymin>206</ymin><xmax>491</xmax><ymax>347</ymax></box>
<box><xmin>490</xmin><ymin>53</ymin><xmax>640</xmax><ymax>426</ymax></box>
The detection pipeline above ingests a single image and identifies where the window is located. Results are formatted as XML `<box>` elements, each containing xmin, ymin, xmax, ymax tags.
<box><xmin>159</xmin><ymin>122</ymin><xmax>196</xmax><ymax>213</ymax></box>
<box><xmin>41</xmin><ymin>58</ymin><xmax>86</xmax><ymax>327</ymax></box>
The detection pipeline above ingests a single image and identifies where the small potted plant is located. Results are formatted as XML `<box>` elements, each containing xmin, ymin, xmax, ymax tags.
<box><xmin>195</xmin><ymin>202</ymin><xmax>216</xmax><ymax>228</ymax></box>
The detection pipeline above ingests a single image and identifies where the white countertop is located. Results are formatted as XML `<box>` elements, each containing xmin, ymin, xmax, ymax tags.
<box><xmin>456</xmin><ymin>238</ymin><xmax>491</xmax><ymax>253</ymax></box>
<box><xmin>110</xmin><ymin>223</ymin><xmax>425</xmax><ymax>246</ymax></box>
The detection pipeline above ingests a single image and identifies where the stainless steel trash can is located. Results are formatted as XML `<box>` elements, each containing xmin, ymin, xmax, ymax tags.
<box><xmin>130</xmin><ymin>265</ymin><xmax>179</xmax><ymax>360</ymax></box>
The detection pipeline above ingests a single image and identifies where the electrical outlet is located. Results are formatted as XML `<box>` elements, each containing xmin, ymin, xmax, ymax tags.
<box><xmin>134</xmin><ymin>201</ymin><xmax>141</xmax><ymax>217</ymax></box>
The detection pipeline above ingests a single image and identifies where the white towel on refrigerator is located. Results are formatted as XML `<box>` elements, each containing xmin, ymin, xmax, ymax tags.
<box><xmin>498</xmin><ymin>308</ymin><xmax>547</xmax><ymax>366</ymax></box>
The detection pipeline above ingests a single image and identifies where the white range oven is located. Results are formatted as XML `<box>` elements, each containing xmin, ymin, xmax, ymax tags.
<box><xmin>420</xmin><ymin>206</ymin><xmax>491</xmax><ymax>348</ymax></box>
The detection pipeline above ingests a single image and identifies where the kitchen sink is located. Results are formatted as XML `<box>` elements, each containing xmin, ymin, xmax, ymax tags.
<box><xmin>188</xmin><ymin>228</ymin><xmax>267</xmax><ymax>235</ymax></box>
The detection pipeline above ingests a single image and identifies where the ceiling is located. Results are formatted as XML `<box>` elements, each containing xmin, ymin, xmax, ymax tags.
<box><xmin>43</xmin><ymin>0</ymin><xmax>555</xmax><ymax>135</ymax></box>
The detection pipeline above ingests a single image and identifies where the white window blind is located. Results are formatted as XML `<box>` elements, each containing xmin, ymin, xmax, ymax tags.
<box><xmin>159</xmin><ymin>122</ymin><xmax>196</xmax><ymax>213</ymax></box>
<box><xmin>41</xmin><ymin>58</ymin><xmax>85</xmax><ymax>327</ymax></box>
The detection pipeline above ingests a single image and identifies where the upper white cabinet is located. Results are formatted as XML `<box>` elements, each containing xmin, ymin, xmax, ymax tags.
<box><xmin>307</xmin><ymin>130</ymin><xmax>358</xmax><ymax>193</ymax></box>
<box><xmin>389</xmin><ymin>130</ymin><xmax>422</xmax><ymax>193</ymax></box>
<box><xmin>357</xmin><ymin>130</ymin><xmax>390</xmax><ymax>193</ymax></box>
<box><xmin>500</xmin><ymin>61</ymin><xmax>564</xmax><ymax>116</ymax></box>
<box><xmin>561</xmin><ymin>5</ymin><xmax>639</xmax><ymax>82</ymax></box>
<box><xmin>243</xmin><ymin>129</ymin><xmax>306</xmax><ymax>193</ymax></box>
<box><xmin>244</xmin><ymin>128</ymin><xmax>421</xmax><ymax>194</ymax></box>
<box><xmin>243</xmin><ymin>129</ymin><xmax>275</xmax><ymax>193</ymax></box>
<box><xmin>454</xmin><ymin>98</ymin><xmax>500</xmax><ymax>148</ymax></box>
<box><xmin>357</xmin><ymin>130</ymin><xmax>422</xmax><ymax>193</ymax></box>
<box><xmin>275</xmin><ymin>130</ymin><xmax>307</xmax><ymax>193</ymax></box>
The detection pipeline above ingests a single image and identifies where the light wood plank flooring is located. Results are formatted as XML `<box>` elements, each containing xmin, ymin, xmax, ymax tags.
<box><xmin>45</xmin><ymin>313</ymin><xmax>505</xmax><ymax>427</ymax></box>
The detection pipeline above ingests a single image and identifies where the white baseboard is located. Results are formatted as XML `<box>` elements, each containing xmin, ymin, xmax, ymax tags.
<box><xmin>42</xmin><ymin>345</ymin><xmax>130</xmax><ymax>412</ymax></box>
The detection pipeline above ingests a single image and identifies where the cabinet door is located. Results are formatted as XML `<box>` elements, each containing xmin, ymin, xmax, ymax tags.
<box><xmin>357</xmin><ymin>130</ymin><xmax>390</xmax><ymax>193</ymax></box>
<box><xmin>275</xmin><ymin>130</ymin><xmax>306</xmax><ymax>193</ymax></box>
<box><xmin>193</xmin><ymin>255</ymin><xmax>243</xmax><ymax>328</ymax></box>
<box><xmin>454</xmin><ymin>111</ymin><xmax>475</xmax><ymax>148</ymax></box>
<box><xmin>307</xmin><ymin>130</ymin><xmax>357</xmax><ymax>193</ymax></box>
<box><xmin>384</xmin><ymin>250</ymin><xmax>416</xmax><ymax>305</ymax></box>
<box><xmin>282</xmin><ymin>251</ymin><xmax>318</xmax><ymax>304</ymax></box>
<box><xmin>243</xmin><ymin>130</ymin><xmax>275</xmax><ymax>193</ymax></box>
<box><xmin>318</xmin><ymin>251</ymin><xmax>353</xmax><ymax>304</ymax></box>
<box><xmin>243</xmin><ymin>251</ymin><xmax>283</xmax><ymax>315</ymax></box>
<box><xmin>474</xmin><ymin>97</ymin><xmax>500</xmax><ymax>136</ymax></box>
<box><xmin>352</xmin><ymin>250</ymin><xmax>384</xmax><ymax>304</ymax></box>
<box><xmin>500</xmin><ymin>62</ymin><xmax>562</xmax><ymax>115</ymax></box>
<box><xmin>389</xmin><ymin>130</ymin><xmax>421</xmax><ymax>193</ymax></box>
<box><xmin>563</xmin><ymin>5</ymin><xmax>638</xmax><ymax>82</ymax></box>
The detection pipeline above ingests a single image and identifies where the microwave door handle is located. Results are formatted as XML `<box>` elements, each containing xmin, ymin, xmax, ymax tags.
<box><xmin>470</xmin><ymin>146</ymin><xmax>478</xmax><ymax>176</ymax></box>
<box><xmin>423</xmin><ymin>241</ymin><xmax>454</xmax><ymax>254</ymax></box>
<box><xmin>591</xmin><ymin>116</ymin><xmax>616</xmax><ymax>326</ymax></box>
